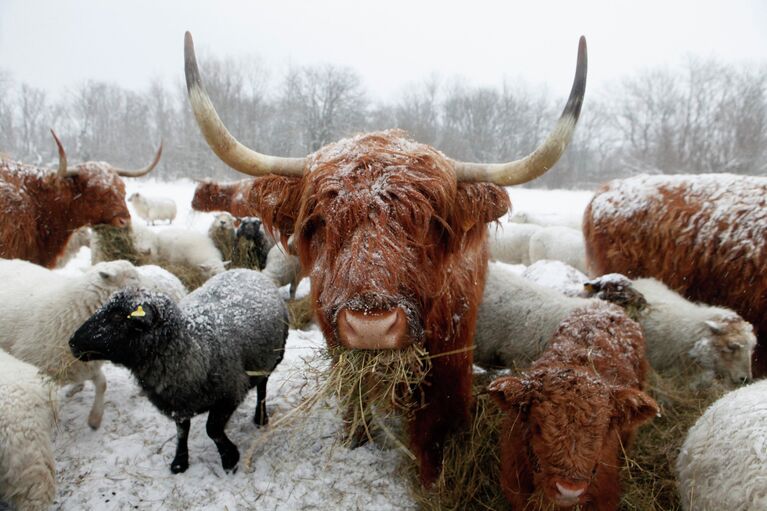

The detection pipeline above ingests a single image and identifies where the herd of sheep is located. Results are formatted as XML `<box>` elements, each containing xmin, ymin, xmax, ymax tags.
<box><xmin>1</xmin><ymin>180</ymin><xmax>764</xmax><ymax>510</ymax></box>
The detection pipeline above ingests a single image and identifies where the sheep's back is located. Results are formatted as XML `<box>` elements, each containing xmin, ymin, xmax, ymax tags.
<box><xmin>181</xmin><ymin>269</ymin><xmax>288</xmax><ymax>374</ymax></box>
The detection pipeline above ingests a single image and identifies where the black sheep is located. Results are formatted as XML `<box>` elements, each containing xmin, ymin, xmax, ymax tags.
<box><xmin>69</xmin><ymin>269</ymin><xmax>288</xmax><ymax>473</ymax></box>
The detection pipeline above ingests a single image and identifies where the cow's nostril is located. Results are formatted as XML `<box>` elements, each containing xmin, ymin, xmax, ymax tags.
<box><xmin>337</xmin><ymin>308</ymin><xmax>409</xmax><ymax>350</ymax></box>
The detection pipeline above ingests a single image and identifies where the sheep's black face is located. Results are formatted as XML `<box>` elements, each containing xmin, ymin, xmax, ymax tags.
<box><xmin>69</xmin><ymin>289</ymin><xmax>158</xmax><ymax>366</ymax></box>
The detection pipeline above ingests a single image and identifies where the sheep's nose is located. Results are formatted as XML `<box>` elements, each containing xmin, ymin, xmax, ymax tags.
<box><xmin>555</xmin><ymin>480</ymin><xmax>588</xmax><ymax>500</ymax></box>
<box><xmin>337</xmin><ymin>308</ymin><xmax>410</xmax><ymax>349</ymax></box>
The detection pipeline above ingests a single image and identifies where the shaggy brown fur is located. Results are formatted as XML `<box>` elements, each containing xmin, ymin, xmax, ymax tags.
<box><xmin>247</xmin><ymin>130</ymin><xmax>510</xmax><ymax>485</ymax></box>
<box><xmin>1</xmin><ymin>157</ymin><xmax>131</xmax><ymax>268</ymax></box>
<box><xmin>583</xmin><ymin>175</ymin><xmax>767</xmax><ymax>376</ymax></box>
<box><xmin>489</xmin><ymin>302</ymin><xmax>658</xmax><ymax>510</ymax></box>
<box><xmin>191</xmin><ymin>178</ymin><xmax>257</xmax><ymax>217</ymax></box>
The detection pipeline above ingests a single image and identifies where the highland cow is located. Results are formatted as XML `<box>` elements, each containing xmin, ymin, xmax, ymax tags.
<box><xmin>489</xmin><ymin>302</ymin><xmax>658</xmax><ymax>510</ymax></box>
<box><xmin>184</xmin><ymin>31</ymin><xmax>587</xmax><ymax>485</ymax></box>
<box><xmin>583</xmin><ymin>173</ymin><xmax>767</xmax><ymax>375</ymax></box>
<box><xmin>0</xmin><ymin>130</ymin><xmax>161</xmax><ymax>267</ymax></box>
<box><xmin>191</xmin><ymin>178</ymin><xmax>257</xmax><ymax>217</ymax></box>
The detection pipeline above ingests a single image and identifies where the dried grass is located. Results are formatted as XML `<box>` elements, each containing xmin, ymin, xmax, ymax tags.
<box><xmin>287</xmin><ymin>294</ymin><xmax>314</xmax><ymax>329</ymax></box>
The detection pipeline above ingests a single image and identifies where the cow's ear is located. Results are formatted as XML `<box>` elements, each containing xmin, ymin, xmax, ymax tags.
<box><xmin>249</xmin><ymin>175</ymin><xmax>304</xmax><ymax>242</ymax></box>
<box><xmin>488</xmin><ymin>376</ymin><xmax>530</xmax><ymax>411</ymax></box>
<box><xmin>611</xmin><ymin>387</ymin><xmax>659</xmax><ymax>429</ymax></box>
<box><xmin>453</xmin><ymin>183</ymin><xmax>510</xmax><ymax>232</ymax></box>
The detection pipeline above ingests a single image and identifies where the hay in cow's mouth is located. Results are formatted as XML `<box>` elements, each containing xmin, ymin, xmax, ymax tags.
<box><xmin>325</xmin><ymin>343</ymin><xmax>432</xmax><ymax>448</ymax></box>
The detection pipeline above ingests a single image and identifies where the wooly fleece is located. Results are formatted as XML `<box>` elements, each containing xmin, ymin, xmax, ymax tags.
<box><xmin>0</xmin><ymin>349</ymin><xmax>58</xmax><ymax>511</ymax></box>
<box><xmin>208</xmin><ymin>212</ymin><xmax>236</xmax><ymax>264</ymax></box>
<box><xmin>136</xmin><ymin>264</ymin><xmax>188</xmax><ymax>302</ymax></box>
<box><xmin>473</xmin><ymin>261</ymin><xmax>592</xmax><ymax>369</ymax></box>
<box><xmin>527</xmin><ymin>225</ymin><xmax>587</xmax><ymax>273</ymax></box>
<box><xmin>631</xmin><ymin>278</ymin><xmax>756</xmax><ymax>386</ymax></box>
<box><xmin>128</xmin><ymin>192</ymin><xmax>177</xmax><ymax>225</ymax></box>
<box><xmin>69</xmin><ymin>269</ymin><xmax>288</xmax><ymax>473</ymax></box>
<box><xmin>521</xmin><ymin>259</ymin><xmax>589</xmax><ymax>297</ymax></box>
<box><xmin>487</xmin><ymin>223</ymin><xmax>542</xmax><ymax>265</ymax></box>
<box><xmin>677</xmin><ymin>379</ymin><xmax>767</xmax><ymax>510</ymax></box>
<box><xmin>262</xmin><ymin>243</ymin><xmax>301</xmax><ymax>299</ymax></box>
<box><xmin>132</xmin><ymin>223</ymin><xmax>225</xmax><ymax>277</ymax></box>
<box><xmin>0</xmin><ymin>258</ymin><xmax>140</xmax><ymax>429</ymax></box>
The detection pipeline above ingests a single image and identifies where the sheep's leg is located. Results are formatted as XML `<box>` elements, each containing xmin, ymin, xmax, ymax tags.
<box><xmin>87</xmin><ymin>368</ymin><xmax>107</xmax><ymax>430</ymax></box>
<box><xmin>250</xmin><ymin>376</ymin><xmax>269</xmax><ymax>427</ymax></box>
<box><xmin>170</xmin><ymin>418</ymin><xmax>191</xmax><ymax>474</ymax></box>
<box><xmin>206</xmin><ymin>402</ymin><xmax>239</xmax><ymax>473</ymax></box>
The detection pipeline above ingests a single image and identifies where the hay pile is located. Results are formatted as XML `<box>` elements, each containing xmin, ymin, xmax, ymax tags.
<box><xmin>91</xmin><ymin>224</ymin><xmax>210</xmax><ymax>290</ymax></box>
<box><xmin>618</xmin><ymin>370</ymin><xmax>726</xmax><ymax>511</ymax></box>
<box><xmin>409</xmin><ymin>368</ymin><xmax>724</xmax><ymax>511</ymax></box>
<box><xmin>286</xmin><ymin>294</ymin><xmax>314</xmax><ymax>329</ymax></box>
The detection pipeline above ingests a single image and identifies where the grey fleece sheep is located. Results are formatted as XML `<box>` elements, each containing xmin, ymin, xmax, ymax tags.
<box><xmin>69</xmin><ymin>269</ymin><xmax>288</xmax><ymax>474</ymax></box>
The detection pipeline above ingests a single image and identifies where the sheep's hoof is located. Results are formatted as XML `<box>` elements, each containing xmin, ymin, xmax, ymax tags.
<box><xmin>253</xmin><ymin>410</ymin><xmax>268</xmax><ymax>428</ymax></box>
<box><xmin>221</xmin><ymin>450</ymin><xmax>240</xmax><ymax>473</ymax></box>
<box><xmin>170</xmin><ymin>458</ymin><xmax>189</xmax><ymax>474</ymax></box>
<box><xmin>87</xmin><ymin>412</ymin><xmax>102</xmax><ymax>430</ymax></box>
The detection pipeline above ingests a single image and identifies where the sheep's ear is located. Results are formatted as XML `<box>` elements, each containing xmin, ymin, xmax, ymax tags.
<box><xmin>99</xmin><ymin>269</ymin><xmax>116</xmax><ymax>281</ymax></box>
<box><xmin>488</xmin><ymin>376</ymin><xmax>531</xmax><ymax>412</ymax></box>
<box><xmin>705</xmin><ymin>320</ymin><xmax>725</xmax><ymax>335</ymax></box>
<box><xmin>611</xmin><ymin>387</ymin><xmax>659</xmax><ymax>430</ymax></box>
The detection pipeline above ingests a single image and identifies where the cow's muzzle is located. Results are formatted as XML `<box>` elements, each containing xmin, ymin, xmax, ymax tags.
<box><xmin>336</xmin><ymin>307</ymin><xmax>411</xmax><ymax>349</ymax></box>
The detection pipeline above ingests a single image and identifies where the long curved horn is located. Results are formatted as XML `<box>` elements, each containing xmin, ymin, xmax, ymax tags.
<box><xmin>184</xmin><ymin>32</ymin><xmax>306</xmax><ymax>177</ymax></box>
<box><xmin>110</xmin><ymin>143</ymin><xmax>163</xmax><ymax>177</ymax></box>
<box><xmin>452</xmin><ymin>36</ymin><xmax>587</xmax><ymax>185</ymax></box>
<box><xmin>50</xmin><ymin>129</ymin><xmax>68</xmax><ymax>177</ymax></box>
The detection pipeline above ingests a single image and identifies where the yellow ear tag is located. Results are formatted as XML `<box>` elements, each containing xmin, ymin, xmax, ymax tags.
<box><xmin>128</xmin><ymin>305</ymin><xmax>146</xmax><ymax>319</ymax></box>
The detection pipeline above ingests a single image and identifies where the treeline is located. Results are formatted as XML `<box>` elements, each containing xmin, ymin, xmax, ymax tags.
<box><xmin>1</xmin><ymin>55</ymin><xmax>766</xmax><ymax>189</ymax></box>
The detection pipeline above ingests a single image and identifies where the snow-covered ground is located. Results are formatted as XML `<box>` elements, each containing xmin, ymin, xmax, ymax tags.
<box><xmin>51</xmin><ymin>180</ymin><xmax>594</xmax><ymax>510</ymax></box>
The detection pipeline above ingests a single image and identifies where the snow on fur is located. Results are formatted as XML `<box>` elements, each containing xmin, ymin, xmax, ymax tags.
<box><xmin>131</xmin><ymin>223</ymin><xmax>225</xmax><ymax>278</ymax></box>
<box><xmin>677</xmin><ymin>379</ymin><xmax>767</xmax><ymax>510</ymax></box>
<box><xmin>0</xmin><ymin>259</ymin><xmax>140</xmax><ymax>429</ymax></box>
<box><xmin>0</xmin><ymin>350</ymin><xmax>58</xmax><ymax>511</ymax></box>
<box><xmin>69</xmin><ymin>269</ymin><xmax>289</xmax><ymax>474</ymax></box>
<box><xmin>521</xmin><ymin>259</ymin><xmax>589</xmax><ymax>296</ymax></box>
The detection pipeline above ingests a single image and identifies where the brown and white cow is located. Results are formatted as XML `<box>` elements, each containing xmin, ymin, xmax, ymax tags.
<box><xmin>191</xmin><ymin>178</ymin><xmax>257</xmax><ymax>217</ymax></box>
<box><xmin>184</xmin><ymin>31</ymin><xmax>587</xmax><ymax>485</ymax></box>
<box><xmin>0</xmin><ymin>131</ymin><xmax>161</xmax><ymax>267</ymax></box>
<box><xmin>489</xmin><ymin>302</ymin><xmax>658</xmax><ymax>510</ymax></box>
<box><xmin>583</xmin><ymin>173</ymin><xmax>767</xmax><ymax>376</ymax></box>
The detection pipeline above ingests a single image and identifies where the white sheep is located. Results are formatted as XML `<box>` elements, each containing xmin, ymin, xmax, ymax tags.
<box><xmin>606</xmin><ymin>277</ymin><xmax>755</xmax><ymax>387</ymax></box>
<box><xmin>676</xmin><ymin>379</ymin><xmax>767</xmax><ymax>510</ymax></box>
<box><xmin>127</xmin><ymin>192</ymin><xmax>177</xmax><ymax>225</ymax></box>
<box><xmin>55</xmin><ymin>226</ymin><xmax>92</xmax><ymax>268</ymax></box>
<box><xmin>0</xmin><ymin>258</ymin><xmax>140</xmax><ymax>429</ymax></box>
<box><xmin>0</xmin><ymin>350</ymin><xmax>58</xmax><ymax>511</ymax></box>
<box><xmin>527</xmin><ymin>225</ymin><xmax>587</xmax><ymax>273</ymax></box>
<box><xmin>508</xmin><ymin>210</ymin><xmax>582</xmax><ymax>230</ymax></box>
<box><xmin>132</xmin><ymin>223</ymin><xmax>225</xmax><ymax>278</ymax></box>
<box><xmin>475</xmin><ymin>264</ymin><xmax>756</xmax><ymax>387</ymax></box>
<box><xmin>136</xmin><ymin>264</ymin><xmax>188</xmax><ymax>302</ymax></box>
<box><xmin>487</xmin><ymin>223</ymin><xmax>542</xmax><ymax>265</ymax></box>
<box><xmin>521</xmin><ymin>259</ymin><xmax>589</xmax><ymax>296</ymax></box>
<box><xmin>474</xmin><ymin>261</ymin><xmax>593</xmax><ymax>369</ymax></box>
<box><xmin>262</xmin><ymin>242</ymin><xmax>302</xmax><ymax>300</ymax></box>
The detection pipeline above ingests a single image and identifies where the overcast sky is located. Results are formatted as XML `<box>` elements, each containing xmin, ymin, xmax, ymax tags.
<box><xmin>1</xmin><ymin>0</ymin><xmax>766</xmax><ymax>102</ymax></box>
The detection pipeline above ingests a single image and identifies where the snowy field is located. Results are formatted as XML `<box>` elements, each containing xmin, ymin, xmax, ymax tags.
<box><xmin>51</xmin><ymin>180</ymin><xmax>594</xmax><ymax>510</ymax></box>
